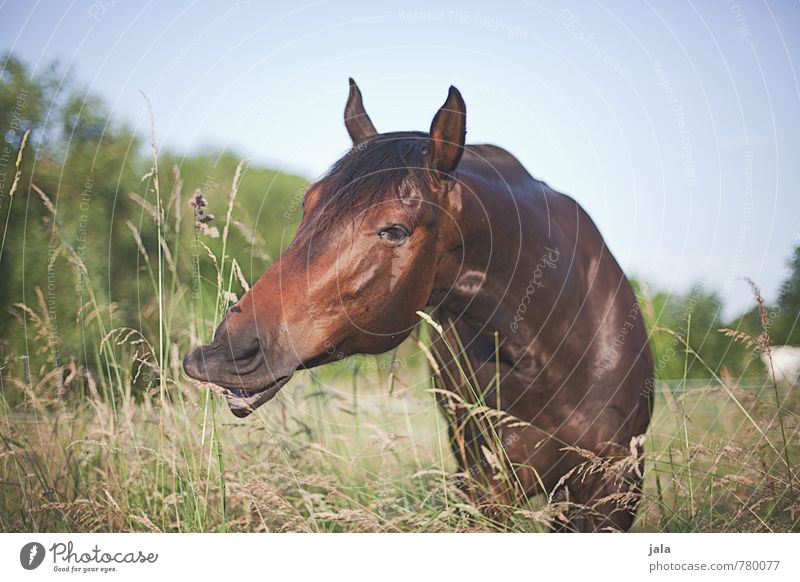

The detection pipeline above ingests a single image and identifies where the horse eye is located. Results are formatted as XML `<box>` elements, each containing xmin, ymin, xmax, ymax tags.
<box><xmin>378</xmin><ymin>225</ymin><xmax>410</xmax><ymax>244</ymax></box>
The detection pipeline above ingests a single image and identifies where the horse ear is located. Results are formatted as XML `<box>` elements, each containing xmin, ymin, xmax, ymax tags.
<box><xmin>428</xmin><ymin>86</ymin><xmax>466</xmax><ymax>182</ymax></box>
<box><xmin>344</xmin><ymin>78</ymin><xmax>378</xmax><ymax>145</ymax></box>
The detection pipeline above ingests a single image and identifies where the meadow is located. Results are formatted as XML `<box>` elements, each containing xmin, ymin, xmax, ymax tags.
<box><xmin>2</xmin><ymin>347</ymin><xmax>799</xmax><ymax>532</ymax></box>
<box><xmin>1</xmin><ymin>128</ymin><xmax>797</xmax><ymax>533</ymax></box>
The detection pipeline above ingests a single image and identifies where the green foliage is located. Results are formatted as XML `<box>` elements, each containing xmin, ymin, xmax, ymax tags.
<box><xmin>640</xmin><ymin>283</ymin><xmax>758</xmax><ymax>380</ymax></box>
<box><xmin>636</xmin><ymin>244</ymin><xmax>800</xmax><ymax>384</ymax></box>
<box><xmin>774</xmin><ymin>244</ymin><xmax>800</xmax><ymax>346</ymax></box>
<box><xmin>0</xmin><ymin>54</ymin><xmax>305</xmax><ymax>404</ymax></box>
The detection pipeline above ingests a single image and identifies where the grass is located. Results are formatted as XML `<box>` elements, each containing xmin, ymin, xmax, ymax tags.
<box><xmin>1</xmin><ymin>123</ymin><xmax>798</xmax><ymax>532</ymax></box>
<box><xmin>1</xmin><ymin>364</ymin><xmax>798</xmax><ymax>532</ymax></box>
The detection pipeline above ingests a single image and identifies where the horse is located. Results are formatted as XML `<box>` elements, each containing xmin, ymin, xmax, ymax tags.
<box><xmin>183</xmin><ymin>79</ymin><xmax>654</xmax><ymax>531</ymax></box>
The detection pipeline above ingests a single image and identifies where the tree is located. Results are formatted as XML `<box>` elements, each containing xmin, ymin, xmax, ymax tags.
<box><xmin>773</xmin><ymin>243</ymin><xmax>800</xmax><ymax>346</ymax></box>
<box><xmin>0</xmin><ymin>53</ymin><xmax>307</xmax><ymax>404</ymax></box>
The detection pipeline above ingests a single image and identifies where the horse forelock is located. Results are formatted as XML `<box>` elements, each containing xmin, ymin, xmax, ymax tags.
<box><xmin>300</xmin><ymin>132</ymin><xmax>430</xmax><ymax>236</ymax></box>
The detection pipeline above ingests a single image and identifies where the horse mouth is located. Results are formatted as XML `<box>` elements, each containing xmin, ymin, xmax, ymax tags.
<box><xmin>222</xmin><ymin>375</ymin><xmax>293</xmax><ymax>418</ymax></box>
<box><xmin>183</xmin><ymin>344</ymin><xmax>298</xmax><ymax>418</ymax></box>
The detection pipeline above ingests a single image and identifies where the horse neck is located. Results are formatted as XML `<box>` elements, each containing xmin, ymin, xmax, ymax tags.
<box><xmin>431</xmin><ymin>170</ymin><xmax>572</xmax><ymax>347</ymax></box>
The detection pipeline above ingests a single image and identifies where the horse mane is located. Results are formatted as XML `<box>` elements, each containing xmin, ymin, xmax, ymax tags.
<box><xmin>303</xmin><ymin>131</ymin><xmax>430</xmax><ymax>234</ymax></box>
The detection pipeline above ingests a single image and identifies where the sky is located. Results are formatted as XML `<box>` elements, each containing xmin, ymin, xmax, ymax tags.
<box><xmin>2</xmin><ymin>0</ymin><xmax>799</xmax><ymax>318</ymax></box>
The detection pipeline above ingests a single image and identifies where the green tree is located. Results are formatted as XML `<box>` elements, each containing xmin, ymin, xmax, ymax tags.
<box><xmin>773</xmin><ymin>244</ymin><xmax>800</xmax><ymax>346</ymax></box>
<box><xmin>0</xmin><ymin>53</ymin><xmax>305</xmax><ymax>404</ymax></box>
<box><xmin>642</xmin><ymin>284</ymin><xmax>756</xmax><ymax>380</ymax></box>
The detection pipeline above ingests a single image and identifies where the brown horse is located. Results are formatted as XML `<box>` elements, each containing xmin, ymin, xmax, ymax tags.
<box><xmin>183</xmin><ymin>80</ymin><xmax>653</xmax><ymax>531</ymax></box>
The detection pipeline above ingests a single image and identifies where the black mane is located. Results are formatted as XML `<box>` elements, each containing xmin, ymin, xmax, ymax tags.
<box><xmin>304</xmin><ymin>131</ymin><xmax>429</xmax><ymax>233</ymax></box>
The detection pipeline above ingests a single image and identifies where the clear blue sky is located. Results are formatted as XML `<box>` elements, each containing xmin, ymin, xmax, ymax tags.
<box><xmin>2</xmin><ymin>0</ymin><xmax>799</xmax><ymax>317</ymax></box>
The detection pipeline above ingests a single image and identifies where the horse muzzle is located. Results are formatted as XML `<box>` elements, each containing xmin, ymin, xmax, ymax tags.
<box><xmin>183</xmin><ymin>342</ymin><xmax>296</xmax><ymax>417</ymax></box>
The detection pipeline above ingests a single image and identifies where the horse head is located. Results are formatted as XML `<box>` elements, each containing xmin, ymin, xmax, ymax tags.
<box><xmin>183</xmin><ymin>80</ymin><xmax>467</xmax><ymax>416</ymax></box>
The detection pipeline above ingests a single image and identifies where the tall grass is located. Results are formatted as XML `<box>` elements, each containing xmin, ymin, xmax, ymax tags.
<box><xmin>0</xmin><ymin>131</ymin><xmax>797</xmax><ymax>532</ymax></box>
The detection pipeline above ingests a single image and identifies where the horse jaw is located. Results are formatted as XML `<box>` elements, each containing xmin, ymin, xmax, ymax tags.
<box><xmin>223</xmin><ymin>374</ymin><xmax>293</xmax><ymax>418</ymax></box>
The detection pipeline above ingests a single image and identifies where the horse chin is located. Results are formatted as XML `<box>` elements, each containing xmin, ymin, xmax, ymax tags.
<box><xmin>223</xmin><ymin>374</ymin><xmax>293</xmax><ymax>418</ymax></box>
